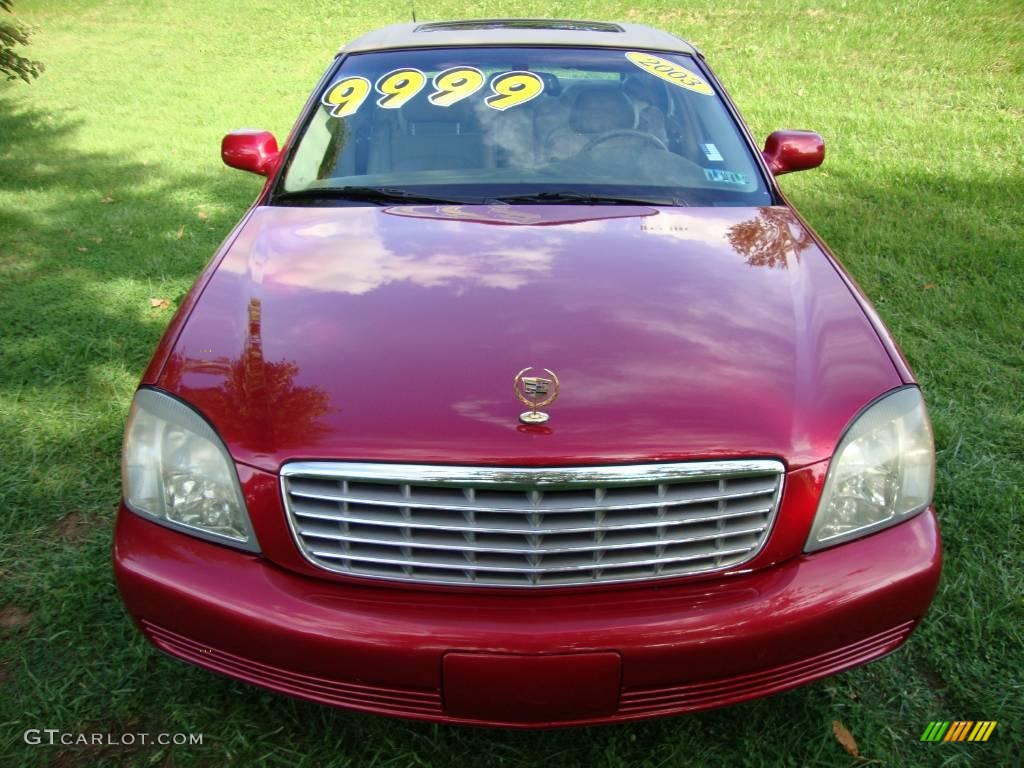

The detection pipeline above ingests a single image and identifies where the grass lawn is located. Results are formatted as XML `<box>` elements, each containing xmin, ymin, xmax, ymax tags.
<box><xmin>1</xmin><ymin>0</ymin><xmax>1021</xmax><ymax>765</ymax></box>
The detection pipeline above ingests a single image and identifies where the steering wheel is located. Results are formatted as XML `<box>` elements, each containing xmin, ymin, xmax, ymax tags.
<box><xmin>582</xmin><ymin>129</ymin><xmax>669</xmax><ymax>154</ymax></box>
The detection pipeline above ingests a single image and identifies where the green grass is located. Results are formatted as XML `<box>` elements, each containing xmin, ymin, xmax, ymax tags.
<box><xmin>1</xmin><ymin>0</ymin><xmax>1021</xmax><ymax>765</ymax></box>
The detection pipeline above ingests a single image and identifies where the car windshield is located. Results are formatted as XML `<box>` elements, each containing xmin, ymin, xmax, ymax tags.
<box><xmin>279</xmin><ymin>47</ymin><xmax>772</xmax><ymax>206</ymax></box>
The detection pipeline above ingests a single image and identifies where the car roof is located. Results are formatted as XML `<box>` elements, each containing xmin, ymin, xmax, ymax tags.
<box><xmin>338</xmin><ymin>19</ymin><xmax>698</xmax><ymax>57</ymax></box>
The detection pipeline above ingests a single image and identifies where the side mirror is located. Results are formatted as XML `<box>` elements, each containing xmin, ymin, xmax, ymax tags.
<box><xmin>221</xmin><ymin>130</ymin><xmax>281</xmax><ymax>176</ymax></box>
<box><xmin>762</xmin><ymin>130</ymin><xmax>825</xmax><ymax>175</ymax></box>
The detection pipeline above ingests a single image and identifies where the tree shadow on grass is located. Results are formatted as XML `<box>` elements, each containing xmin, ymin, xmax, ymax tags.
<box><xmin>0</xmin><ymin>99</ymin><xmax>269</xmax><ymax>765</ymax></box>
<box><xmin>0</xmin><ymin>96</ymin><xmax>262</xmax><ymax>671</ymax></box>
<box><xmin>0</xmin><ymin>98</ymin><xmax>261</xmax><ymax>499</ymax></box>
<box><xmin>0</xmin><ymin>99</ymin><xmax>260</xmax><ymax>382</ymax></box>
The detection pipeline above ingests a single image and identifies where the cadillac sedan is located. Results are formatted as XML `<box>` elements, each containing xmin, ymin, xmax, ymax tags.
<box><xmin>114</xmin><ymin>19</ymin><xmax>941</xmax><ymax>727</ymax></box>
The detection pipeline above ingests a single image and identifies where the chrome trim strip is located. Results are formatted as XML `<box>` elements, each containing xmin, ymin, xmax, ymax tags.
<box><xmin>296</xmin><ymin>523</ymin><xmax>768</xmax><ymax>555</ymax></box>
<box><xmin>308</xmin><ymin>545</ymin><xmax>755</xmax><ymax>572</ymax></box>
<box><xmin>291</xmin><ymin>505</ymin><xmax>773</xmax><ymax>534</ymax></box>
<box><xmin>285</xmin><ymin>485</ymin><xmax>776</xmax><ymax>513</ymax></box>
<box><xmin>281</xmin><ymin>460</ymin><xmax>783</xmax><ymax>488</ymax></box>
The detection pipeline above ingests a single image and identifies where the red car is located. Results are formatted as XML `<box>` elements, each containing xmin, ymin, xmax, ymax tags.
<box><xmin>114</xmin><ymin>19</ymin><xmax>941</xmax><ymax>727</ymax></box>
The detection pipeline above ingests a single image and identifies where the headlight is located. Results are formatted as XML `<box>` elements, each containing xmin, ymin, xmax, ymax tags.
<box><xmin>805</xmin><ymin>387</ymin><xmax>934</xmax><ymax>552</ymax></box>
<box><xmin>122</xmin><ymin>388</ymin><xmax>259</xmax><ymax>552</ymax></box>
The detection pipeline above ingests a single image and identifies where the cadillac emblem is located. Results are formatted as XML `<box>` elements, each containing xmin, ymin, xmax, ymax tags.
<box><xmin>513</xmin><ymin>367</ymin><xmax>560</xmax><ymax>424</ymax></box>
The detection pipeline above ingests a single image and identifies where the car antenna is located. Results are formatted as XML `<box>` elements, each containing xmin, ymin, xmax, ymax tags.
<box><xmin>410</xmin><ymin>2</ymin><xmax>416</xmax><ymax>22</ymax></box>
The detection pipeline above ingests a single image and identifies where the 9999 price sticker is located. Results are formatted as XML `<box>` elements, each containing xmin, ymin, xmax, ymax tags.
<box><xmin>321</xmin><ymin>67</ymin><xmax>544</xmax><ymax>118</ymax></box>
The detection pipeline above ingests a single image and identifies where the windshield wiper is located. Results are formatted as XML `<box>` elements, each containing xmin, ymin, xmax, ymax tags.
<box><xmin>273</xmin><ymin>186</ymin><xmax>486</xmax><ymax>206</ymax></box>
<box><xmin>489</xmin><ymin>191</ymin><xmax>688</xmax><ymax>206</ymax></box>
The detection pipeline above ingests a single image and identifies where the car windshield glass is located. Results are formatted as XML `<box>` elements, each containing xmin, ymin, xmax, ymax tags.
<box><xmin>279</xmin><ymin>47</ymin><xmax>771</xmax><ymax>206</ymax></box>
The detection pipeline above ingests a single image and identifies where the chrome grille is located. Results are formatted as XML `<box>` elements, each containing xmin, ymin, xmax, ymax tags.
<box><xmin>281</xmin><ymin>461</ymin><xmax>784</xmax><ymax>588</ymax></box>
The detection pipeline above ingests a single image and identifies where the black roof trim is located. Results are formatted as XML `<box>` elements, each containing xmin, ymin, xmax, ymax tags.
<box><xmin>414</xmin><ymin>19</ymin><xmax>625</xmax><ymax>34</ymax></box>
<box><xmin>338</xmin><ymin>22</ymin><xmax>697</xmax><ymax>56</ymax></box>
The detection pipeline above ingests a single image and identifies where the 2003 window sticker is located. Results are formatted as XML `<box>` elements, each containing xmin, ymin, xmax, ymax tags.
<box><xmin>625</xmin><ymin>52</ymin><xmax>715</xmax><ymax>96</ymax></box>
<box><xmin>321</xmin><ymin>66</ymin><xmax>544</xmax><ymax>117</ymax></box>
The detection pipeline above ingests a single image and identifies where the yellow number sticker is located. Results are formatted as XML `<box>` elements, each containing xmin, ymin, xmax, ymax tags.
<box><xmin>625</xmin><ymin>52</ymin><xmax>714</xmax><ymax>96</ymax></box>
<box><xmin>375</xmin><ymin>68</ymin><xmax>427</xmax><ymax>109</ymax></box>
<box><xmin>485</xmin><ymin>71</ymin><xmax>544</xmax><ymax>111</ymax></box>
<box><xmin>322</xmin><ymin>76</ymin><xmax>371</xmax><ymax>118</ymax></box>
<box><xmin>429</xmin><ymin>66</ymin><xmax>486</xmax><ymax>107</ymax></box>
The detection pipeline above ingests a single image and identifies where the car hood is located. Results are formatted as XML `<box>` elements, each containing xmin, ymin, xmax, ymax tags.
<box><xmin>157</xmin><ymin>204</ymin><xmax>901</xmax><ymax>471</ymax></box>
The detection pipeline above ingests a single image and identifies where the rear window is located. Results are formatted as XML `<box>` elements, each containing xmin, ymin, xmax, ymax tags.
<box><xmin>280</xmin><ymin>47</ymin><xmax>771</xmax><ymax>206</ymax></box>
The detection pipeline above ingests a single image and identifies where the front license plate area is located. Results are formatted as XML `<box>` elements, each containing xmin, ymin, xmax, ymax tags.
<box><xmin>442</xmin><ymin>651</ymin><xmax>622</xmax><ymax>724</ymax></box>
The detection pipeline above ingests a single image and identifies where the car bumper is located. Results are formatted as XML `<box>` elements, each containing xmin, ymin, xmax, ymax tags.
<box><xmin>113</xmin><ymin>504</ymin><xmax>941</xmax><ymax>728</ymax></box>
